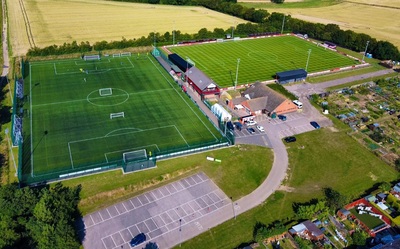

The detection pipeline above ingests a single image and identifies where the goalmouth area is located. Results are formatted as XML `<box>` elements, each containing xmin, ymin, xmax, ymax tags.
<box><xmin>18</xmin><ymin>54</ymin><xmax>227</xmax><ymax>185</ymax></box>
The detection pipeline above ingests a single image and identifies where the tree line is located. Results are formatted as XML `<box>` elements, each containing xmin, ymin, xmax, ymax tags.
<box><xmin>27</xmin><ymin>1</ymin><xmax>400</xmax><ymax>60</ymax></box>
<box><xmin>0</xmin><ymin>183</ymin><xmax>81</xmax><ymax>249</ymax></box>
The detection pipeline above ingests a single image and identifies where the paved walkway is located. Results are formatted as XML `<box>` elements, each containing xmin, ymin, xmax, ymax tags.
<box><xmin>285</xmin><ymin>69</ymin><xmax>395</xmax><ymax>97</ymax></box>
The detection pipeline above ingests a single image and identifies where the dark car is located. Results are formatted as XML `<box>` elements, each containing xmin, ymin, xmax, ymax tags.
<box><xmin>278</xmin><ymin>115</ymin><xmax>287</xmax><ymax>121</ymax></box>
<box><xmin>310</xmin><ymin>121</ymin><xmax>320</xmax><ymax>129</ymax></box>
<box><xmin>247</xmin><ymin>127</ymin><xmax>255</xmax><ymax>134</ymax></box>
<box><xmin>227</xmin><ymin>121</ymin><xmax>234</xmax><ymax>131</ymax></box>
<box><xmin>234</xmin><ymin>122</ymin><xmax>243</xmax><ymax>131</ymax></box>
<box><xmin>284</xmin><ymin>136</ymin><xmax>296</xmax><ymax>143</ymax></box>
<box><xmin>130</xmin><ymin>233</ymin><xmax>146</xmax><ymax>247</ymax></box>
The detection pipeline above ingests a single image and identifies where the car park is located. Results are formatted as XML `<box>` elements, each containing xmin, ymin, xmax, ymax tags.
<box><xmin>284</xmin><ymin>136</ymin><xmax>296</xmax><ymax>143</ymax></box>
<box><xmin>130</xmin><ymin>233</ymin><xmax>146</xmax><ymax>247</ymax></box>
<box><xmin>278</xmin><ymin>115</ymin><xmax>287</xmax><ymax>121</ymax></box>
<box><xmin>310</xmin><ymin>121</ymin><xmax>320</xmax><ymax>129</ymax></box>
<box><xmin>247</xmin><ymin>127</ymin><xmax>255</xmax><ymax>134</ymax></box>
<box><xmin>256</xmin><ymin>125</ymin><xmax>264</xmax><ymax>132</ymax></box>
<box><xmin>246</xmin><ymin>120</ymin><xmax>257</xmax><ymax>126</ymax></box>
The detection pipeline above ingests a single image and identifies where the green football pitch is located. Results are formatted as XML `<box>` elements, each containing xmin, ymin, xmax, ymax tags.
<box><xmin>22</xmin><ymin>55</ymin><xmax>224</xmax><ymax>180</ymax></box>
<box><xmin>169</xmin><ymin>35</ymin><xmax>358</xmax><ymax>87</ymax></box>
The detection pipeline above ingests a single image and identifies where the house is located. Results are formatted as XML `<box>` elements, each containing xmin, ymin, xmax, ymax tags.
<box><xmin>337</xmin><ymin>208</ymin><xmax>351</xmax><ymax>220</ymax></box>
<box><xmin>377</xmin><ymin>193</ymin><xmax>387</xmax><ymax>203</ymax></box>
<box><xmin>228</xmin><ymin>82</ymin><xmax>298</xmax><ymax>116</ymax></box>
<box><xmin>289</xmin><ymin>220</ymin><xmax>324</xmax><ymax>241</ymax></box>
<box><xmin>392</xmin><ymin>182</ymin><xmax>400</xmax><ymax>193</ymax></box>
<box><xmin>186</xmin><ymin>67</ymin><xmax>220</xmax><ymax>100</ymax></box>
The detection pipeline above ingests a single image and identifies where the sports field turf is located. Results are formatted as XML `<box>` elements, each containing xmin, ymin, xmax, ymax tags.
<box><xmin>22</xmin><ymin>54</ymin><xmax>224</xmax><ymax>182</ymax></box>
<box><xmin>168</xmin><ymin>35</ymin><xmax>358</xmax><ymax>87</ymax></box>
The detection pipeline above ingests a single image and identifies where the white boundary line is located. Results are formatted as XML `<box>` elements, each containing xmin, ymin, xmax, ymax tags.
<box><xmin>147</xmin><ymin>55</ymin><xmax>218</xmax><ymax>141</ymax></box>
<box><xmin>53</xmin><ymin>63</ymin><xmax>57</xmax><ymax>75</ymax></box>
<box><xmin>127</xmin><ymin>57</ymin><xmax>135</xmax><ymax>68</ymax></box>
<box><xmin>173</xmin><ymin>125</ymin><xmax>189</xmax><ymax>147</ymax></box>
<box><xmin>29</xmin><ymin>64</ymin><xmax>34</xmax><ymax>177</ymax></box>
<box><xmin>68</xmin><ymin>142</ymin><xmax>74</xmax><ymax>169</ymax></box>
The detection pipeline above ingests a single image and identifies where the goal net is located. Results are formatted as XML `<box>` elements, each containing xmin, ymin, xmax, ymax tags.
<box><xmin>112</xmin><ymin>53</ymin><xmax>121</xmax><ymax>58</ymax></box>
<box><xmin>121</xmin><ymin>52</ymin><xmax>131</xmax><ymax>57</ymax></box>
<box><xmin>84</xmin><ymin>55</ymin><xmax>100</xmax><ymax>61</ymax></box>
<box><xmin>110</xmin><ymin>112</ymin><xmax>124</xmax><ymax>119</ymax></box>
<box><xmin>99</xmin><ymin>88</ymin><xmax>112</xmax><ymax>96</ymax></box>
<box><xmin>123</xmin><ymin>149</ymin><xmax>147</xmax><ymax>163</ymax></box>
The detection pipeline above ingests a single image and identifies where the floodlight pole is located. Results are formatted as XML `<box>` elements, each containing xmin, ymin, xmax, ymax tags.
<box><xmin>305</xmin><ymin>49</ymin><xmax>312</xmax><ymax>72</ymax></box>
<box><xmin>281</xmin><ymin>15</ymin><xmax>286</xmax><ymax>34</ymax></box>
<box><xmin>361</xmin><ymin>40</ymin><xmax>370</xmax><ymax>63</ymax></box>
<box><xmin>186</xmin><ymin>57</ymin><xmax>189</xmax><ymax>82</ymax></box>
<box><xmin>179</xmin><ymin>219</ymin><xmax>182</xmax><ymax>247</ymax></box>
<box><xmin>230</xmin><ymin>197</ymin><xmax>236</xmax><ymax>220</ymax></box>
<box><xmin>173</xmin><ymin>20</ymin><xmax>175</xmax><ymax>46</ymax></box>
<box><xmin>234</xmin><ymin>58</ymin><xmax>240</xmax><ymax>90</ymax></box>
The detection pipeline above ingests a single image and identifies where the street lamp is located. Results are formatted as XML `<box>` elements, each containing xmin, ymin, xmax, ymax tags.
<box><xmin>230</xmin><ymin>197</ymin><xmax>236</xmax><ymax>220</ymax></box>
<box><xmin>361</xmin><ymin>40</ymin><xmax>370</xmax><ymax>63</ymax></box>
<box><xmin>305</xmin><ymin>49</ymin><xmax>312</xmax><ymax>72</ymax></box>
<box><xmin>179</xmin><ymin>218</ymin><xmax>182</xmax><ymax>247</ymax></box>
<box><xmin>234</xmin><ymin>58</ymin><xmax>240</xmax><ymax>90</ymax></box>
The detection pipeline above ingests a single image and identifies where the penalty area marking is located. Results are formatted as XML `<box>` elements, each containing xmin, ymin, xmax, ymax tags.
<box><xmin>103</xmin><ymin>144</ymin><xmax>160</xmax><ymax>163</ymax></box>
<box><xmin>68</xmin><ymin>125</ymin><xmax>189</xmax><ymax>169</ymax></box>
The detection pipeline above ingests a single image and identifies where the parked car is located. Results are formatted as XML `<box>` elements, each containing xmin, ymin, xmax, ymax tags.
<box><xmin>246</xmin><ymin>120</ymin><xmax>257</xmax><ymax>126</ymax></box>
<box><xmin>284</xmin><ymin>136</ymin><xmax>296</xmax><ymax>143</ymax></box>
<box><xmin>256</xmin><ymin>125</ymin><xmax>264</xmax><ymax>132</ymax></box>
<box><xmin>130</xmin><ymin>233</ymin><xmax>146</xmax><ymax>247</ymax></box>
<box><xmin>278</xmin><ymin>115</ymin><xmax>287</xmax><ymax>121</ymax></box>
<box><xmin>234</xmin><ymin>122</ymin><xmax>242</xmax><ymax>131</ymax></box>
<box><xmin>247</xmin><ymin>127</ymin><xmax>255</xmax><ymax>134</ymax></box>
<box><xmin>227</xmin><ymin>121</ymin><xmax>234</xmax><ymax>131</ymax></box>
<box><xmin>310</xmin><ymin>121</ymin><xmax>320</xmax><ymax>129</ymax></box>
<box><xmin>293</xmin><ymin>100</ymin><xmax>303</xmax><ymax>109</ymax></box>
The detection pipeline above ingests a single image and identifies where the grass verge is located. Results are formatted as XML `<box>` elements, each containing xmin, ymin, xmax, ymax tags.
<box><xmin>179</xmin><ymin>128</ymin><xmax>397</xmax><ymax>249</ymax></box>
<box><xmin>61</xmin><ymin>145</ymin><xmax>273</xmax><ymax>215</ymax></box>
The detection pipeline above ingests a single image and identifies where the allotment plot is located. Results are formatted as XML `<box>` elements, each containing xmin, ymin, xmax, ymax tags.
<box><xmin>22</xmin><ymin>55</ymin><xmax>224</xmax><ymax>183</ymax></box>
<box><xmin>169</xmin><ymin>35</ymin><xmax>358</xmax><ymax>87</ymax></box>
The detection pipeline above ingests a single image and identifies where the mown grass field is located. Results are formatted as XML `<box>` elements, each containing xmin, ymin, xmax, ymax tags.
<box><xmin>179</xmin><ymin>128</ymin><xmax>397</xmax><ymax>249</ymax></box>
<box><xmin>61</xmin><ymin>145</ymin><xmax>273</xmax><ymax>215</ymax></box>
<box><xmin>22</xmin><ymin>54</ymin><xmax>224</xmax><ymax>184</ymax></box>
<box><xmin>7</xmin><ymin>0</ymin><xmax>246</xmax><ymax>56</ymax></box>
<box><xmin>240</xmin><ymin>0</ymin><xmax>400</xmax><ymax>48</ymax></box>
<box><xmin>169</xmin><ymin>35</ymin><xmax>357</xmax><ymax>87</ymax></box>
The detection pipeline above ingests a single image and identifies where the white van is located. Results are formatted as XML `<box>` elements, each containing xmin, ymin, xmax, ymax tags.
<box><xmin>293</xmin><ymin>100</ymin><xmax>303</xmax><ymax>109</ymax></box>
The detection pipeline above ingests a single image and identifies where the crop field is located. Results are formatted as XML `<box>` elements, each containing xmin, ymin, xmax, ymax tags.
<box><xmin>168</xmin><ymin>35</ymin><xmax>357</xmax><ymax>87</ymax></box>
<box><xmin>7</xmin><ymin>0</ymin><xmax>245</xmax><ymax>56</ymax></box>
<box><xmin>21</xmin><ymin>54</ymin><xmax>224</xmax><ymax>183</ymax></box>
<box><xmin>240</xmin><ymin>0</ymin><xmax>400</xmax><ymax>48</ymax></box>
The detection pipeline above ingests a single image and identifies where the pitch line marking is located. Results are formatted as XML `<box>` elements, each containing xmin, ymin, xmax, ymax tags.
<box><xmin>174</xmin><ymin>125</ymin><xmax>189</xmax><ymax>147</ymax></box>
<box><xmin>32</xmin><ymin>88</ymin><xmax>174</xmax><ymax>107</ymax></box>
<box><xmin>147</xmin><ymin>55</ymin><xmax>218</xmax><ymax>142</ymax></box>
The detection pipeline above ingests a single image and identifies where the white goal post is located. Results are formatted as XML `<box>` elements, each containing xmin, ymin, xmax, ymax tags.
<box><xmin>123</xmin><ymin>149</ymin><xmax>147</xmax><ymax>163</ymax></box>
<box><xmin>84</xmin><ymin>55</ymin><xmax>100</xmax><ymax>61</ymax></box>
<box><xmin>110</xmin><ymin>112</ymin><xmax>125</xmax><ymax>119</ymax></box>
<box><xmin>99</xmin><ymin>88</ymin><xmax>112</xmax><ymax>96</ymax></box>
<box><xmin>121</xmin><ymin>52</ymin><xmax>132</xmax><ymax>57</ymax></box>
<box><xmin>112</xmin><ymin>53</ymin><xmax>121</xmax><ymax>58</ymax></box>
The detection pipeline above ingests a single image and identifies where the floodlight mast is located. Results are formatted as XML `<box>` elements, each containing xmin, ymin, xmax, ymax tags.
<box><xmin>281</xmin><ymin>15</ymin><xmax>286</xmax><ymax>34</ymax></box>
<box><xmin>305</xmin><ymin>49</ymin><xmax>312</xmax><ymax>72</ymax></box>
<box><xmin>361</xmin><ymin>40</ymin><xmax>370</xmax><ymax>63</ymax></box>
<box><xmin>234</xmin><ymin>58</ymin><xmax>240</xmax><ymax>90</ymax></box>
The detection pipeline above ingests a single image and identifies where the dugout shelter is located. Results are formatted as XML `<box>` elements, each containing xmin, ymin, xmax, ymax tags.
<box><xmin>276</xmin><ymin>69</ymin><xmax>307</xmax><ymax>84</ymax></box>
<box><xmin>168</xmin><ymin>53</ymin><xmax>193</xmax><ymax>72</ymax></box>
